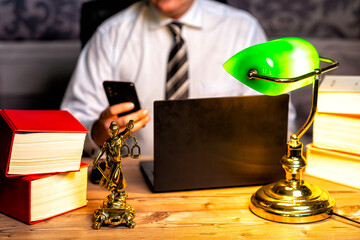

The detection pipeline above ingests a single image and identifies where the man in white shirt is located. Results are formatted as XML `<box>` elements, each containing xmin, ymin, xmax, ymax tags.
<box><xmin>61</xmin><ymin>0</ymin><xmax>296</xmax><ymax>157</ymax></box>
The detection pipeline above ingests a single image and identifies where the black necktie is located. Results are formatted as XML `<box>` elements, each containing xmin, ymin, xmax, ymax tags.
<box><xmin>166</xmin><ymin>22</ymin><xmax>189</xmax><ymax>100</ymax></box>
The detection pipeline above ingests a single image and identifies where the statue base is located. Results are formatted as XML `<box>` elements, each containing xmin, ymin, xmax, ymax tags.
<box><xmin>93</xmin><ymin>191</ymin><xmax>135</xmax><ymax>229</ymax></box>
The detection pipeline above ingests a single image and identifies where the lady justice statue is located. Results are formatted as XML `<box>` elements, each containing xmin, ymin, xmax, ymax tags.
<box><xmin>92</xmin><ymin>120</ymin><xmax>141</xmax><ymax>229</ymax></box>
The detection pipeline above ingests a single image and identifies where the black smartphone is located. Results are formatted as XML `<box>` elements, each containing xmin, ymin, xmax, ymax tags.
<box><xmin>103</xmin><ymin>81</ymin><xmax>141</xmax><ymax>117</ymax></box>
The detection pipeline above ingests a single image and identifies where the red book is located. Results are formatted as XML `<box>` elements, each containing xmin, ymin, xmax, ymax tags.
<box><xmin>0</xmin><ymin>162</ymin><xmax>88</xmax><ymax>224</ymax></box>
<box><xmin>0</xmin><ymin>110</ymin><xmax>88</xmax><ymax>176</ymax></box>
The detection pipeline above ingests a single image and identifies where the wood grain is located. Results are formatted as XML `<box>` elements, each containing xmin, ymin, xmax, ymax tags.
<box><xmin>0</xmin><ymin>157</ymin><xmax>359</xmax><ymax>239</ymax></box>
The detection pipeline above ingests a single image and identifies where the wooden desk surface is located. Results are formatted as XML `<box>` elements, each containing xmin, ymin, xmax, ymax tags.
<box><xmin>1</xmin><ymin>157</ymin><xmax>359</xmax><ymax>239</ymax></box>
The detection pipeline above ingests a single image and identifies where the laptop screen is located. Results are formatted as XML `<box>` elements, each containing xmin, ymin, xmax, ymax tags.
<box><xmin>144</xmin><ymin>94</ymin><xmax>289</xmax><ymax>192</ymax></box>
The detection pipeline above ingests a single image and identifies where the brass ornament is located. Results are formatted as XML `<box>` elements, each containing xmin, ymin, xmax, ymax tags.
<box><xmin>92</xmin><ymin>120</ymin><xmax>141</xmax><ymax>229</ymax></box>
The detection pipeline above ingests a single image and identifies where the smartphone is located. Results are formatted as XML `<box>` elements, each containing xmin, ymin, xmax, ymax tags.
<box><xmin>103</xmin><ymin>81</ymin><xmax>141</xmax><ymax>117</ymax></box>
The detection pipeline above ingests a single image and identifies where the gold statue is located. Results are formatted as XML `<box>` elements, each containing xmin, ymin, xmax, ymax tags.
<box><xmin>92</xmin><ymin>120</ymin><xmax>141</xmax><ymax>229</ymax></box>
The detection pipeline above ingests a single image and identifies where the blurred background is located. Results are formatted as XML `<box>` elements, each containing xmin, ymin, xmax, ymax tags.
<box><xmin>1</xmin><ymin>0</ymin><xmax>359</xmax><ymax>144</ymax></box>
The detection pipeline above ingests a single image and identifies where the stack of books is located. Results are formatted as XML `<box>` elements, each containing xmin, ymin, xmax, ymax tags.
<box><xmin>0</xmin><ymin>109</ymin><xmax>89</xmax><ymax>224</ymax></box>
<box><xmin>306</xmin><ymin>75</ymin><xmax>360</xmax><ymax>189</ymax></box>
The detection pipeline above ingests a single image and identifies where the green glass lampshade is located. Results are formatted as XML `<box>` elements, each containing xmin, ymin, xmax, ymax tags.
<box><xmin>223</xmin><ymin>38</ymin><xmax>319</xmax><ymax>96</ymax></box>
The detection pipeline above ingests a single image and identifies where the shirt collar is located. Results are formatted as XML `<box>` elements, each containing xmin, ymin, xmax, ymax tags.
<box><xmin>147</xmin><ymin>0</ymin><xmax>202</xmax><ymax>30</ymax></box>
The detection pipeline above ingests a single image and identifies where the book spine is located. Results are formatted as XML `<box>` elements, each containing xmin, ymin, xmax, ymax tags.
<box><xmin>0</xmin><ymin>113</ymin><xmax>15</xmax><ymax>176</ymax></box>
<box><xmin>0</xmin><ymin>110</ymin><xmax>16</xmax><ymax>130</ymax></box>
<box><xmin>0</xmin><ymin>175</ymin><xmax>31</xmax><ymax>224</ymax></box>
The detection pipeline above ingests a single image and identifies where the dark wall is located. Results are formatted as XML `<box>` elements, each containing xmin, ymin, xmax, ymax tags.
<box><xmin>0</xmin><ymin>0</ymin><xmax>90</xmax><ymax>40</ymax></box>
<box><xmin>229</xmin><ymin>0</ymin><xmax>360</xmax><ymax>39</ymax></box>
<box><xmin>2</xmin><ymin>0</ymin><xmax>360</xmax><ymax>41</ymax></box>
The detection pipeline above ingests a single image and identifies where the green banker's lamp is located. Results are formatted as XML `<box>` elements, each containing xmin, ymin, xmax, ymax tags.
<box><xmin>223</xmin><ymin>37</ymin><xmax>339</xmax><ymax>223</ymax></box>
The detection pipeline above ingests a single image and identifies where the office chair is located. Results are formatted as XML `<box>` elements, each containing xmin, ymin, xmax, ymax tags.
<box><xmin>80</xmin><ymin>0</ymin><xmax>139</xmax><ymax>48</ymax></box>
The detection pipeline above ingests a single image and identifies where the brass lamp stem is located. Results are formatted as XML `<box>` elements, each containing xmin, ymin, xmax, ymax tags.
<box><xmin>295</xmin><ymin>69</ymin><xmax>320</xmax><ymax>139</ymax></box>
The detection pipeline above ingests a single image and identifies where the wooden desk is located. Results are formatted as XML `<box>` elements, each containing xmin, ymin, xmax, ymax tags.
<box><xmin>1</xmin><ymin>157</ymin><xmax>359</xmax><ymax>239</ymax></box>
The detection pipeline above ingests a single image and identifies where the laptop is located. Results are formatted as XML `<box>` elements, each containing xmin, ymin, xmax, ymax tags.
<box><xmin>140</xmin><ymin>94</ymin><xmax>289</xmax><ymax>192</ymax></box>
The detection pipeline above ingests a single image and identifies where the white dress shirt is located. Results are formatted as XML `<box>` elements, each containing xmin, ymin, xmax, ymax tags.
<box><xmin>61</xmin><ymin>0</ymin><xmax>296</xmax><ymax>156</ymax></box>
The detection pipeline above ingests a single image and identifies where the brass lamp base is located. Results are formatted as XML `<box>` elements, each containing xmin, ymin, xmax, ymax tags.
<box><xmin>249</xmin><ymin>135</ymin><xmax>335</xmax><ymax>223</ymax></box>
<box><xmin>250</xmin><ymin>179</ymin><xmax>335</xmax><ymax>223</ymax></box>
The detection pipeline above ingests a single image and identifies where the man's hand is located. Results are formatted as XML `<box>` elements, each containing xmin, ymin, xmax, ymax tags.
<box><xmin>91</xmin><ymin>102</ymin><xmax>150</xmax><ymax>146</ymax></box>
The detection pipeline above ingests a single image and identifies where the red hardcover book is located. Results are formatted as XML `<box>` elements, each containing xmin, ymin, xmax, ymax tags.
<box><xmin>0</xmin><ymin>162</ymin><xmax>88</xmax><ymax>224</ymax></box>
<box><xmin>0</xmin><ymin>110</ymin><xmax>88</xmax><ymax>176</ymax></box>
